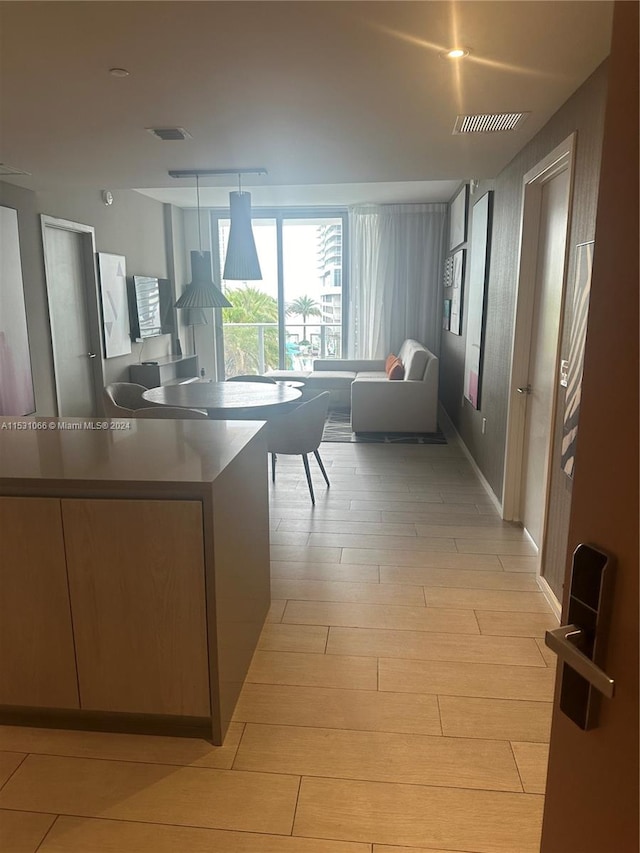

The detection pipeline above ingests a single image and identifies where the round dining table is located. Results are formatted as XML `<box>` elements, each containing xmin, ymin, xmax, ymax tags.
<box><xmin>142</xmin><ymin>381</ymin><xmax>302</xmax><ymax>419</ymax></box>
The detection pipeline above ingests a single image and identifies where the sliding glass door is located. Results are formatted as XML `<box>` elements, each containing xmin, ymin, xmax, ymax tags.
<box><xmin>212</xmin><ymin>209</ymin><xmax>347</xmax><ymax>378</ymax></box>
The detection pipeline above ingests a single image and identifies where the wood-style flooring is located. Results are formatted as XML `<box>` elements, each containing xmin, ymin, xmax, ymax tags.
<box><xmin>0</xmin><ymin>436</ymin><xmax>559</xmax><ymax>852</ymax></box>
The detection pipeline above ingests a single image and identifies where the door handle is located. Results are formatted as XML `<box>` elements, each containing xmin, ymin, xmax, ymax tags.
<box><xmin>548</xmin><ymin>544</ymin><xmax>615</xmax><ymax>730</ymax></box>
<box><xmin>87</xmin><ymin>352</ymin><xmax>97</xmax><ymax>359</ymax></box>
<box><xmin>516</xmin><ymin>384</ymin><xmax>532</xmax><ymax>394</ymax></box>
<box><xmin>545</xmin><ymin>624</ymin><xmax>615</xmax><ymax>699</ymax></box>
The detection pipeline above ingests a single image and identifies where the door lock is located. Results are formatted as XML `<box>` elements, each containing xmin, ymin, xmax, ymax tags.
<box><xmin>545</xmin><ymin>543</ymin><xmax>615</xmax><ymax>730</ymax></box>
<box><xmin>516</xmin><ymin>384</ymin><xmax>532</xmax><ymax>394</ymax></box>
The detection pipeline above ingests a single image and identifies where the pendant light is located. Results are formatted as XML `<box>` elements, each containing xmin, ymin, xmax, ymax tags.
<box><xmin>173</xmin><ymin>173</ymin><xmax>232</xmax><ymax>309</ymax></box>
<box><xmin>222</xmin><ymin>173</ymin><xmax>262</xmax><ymax>281</ymax></box>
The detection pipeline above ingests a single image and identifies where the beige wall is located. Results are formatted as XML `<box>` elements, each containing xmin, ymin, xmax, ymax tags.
<box><xmin>439</xmin><ymin>61</ymin><xmax>608</xmax><ymax>598</ymax></box>
<box><xmin>0</xmin><ymin>183</ymin><xmax>173</xmax><ymax>414</ymax></box>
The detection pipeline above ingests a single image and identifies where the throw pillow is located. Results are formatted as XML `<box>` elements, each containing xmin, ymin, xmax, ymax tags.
<box><xmin>388</xmin><ymin>357</ymin><xmax>405</xmax><ymax>380</ymax></box>
<box><xmin>385</xmin><ymin>353</ymin><xmax>397</xmax><ymax>373</ymax></box>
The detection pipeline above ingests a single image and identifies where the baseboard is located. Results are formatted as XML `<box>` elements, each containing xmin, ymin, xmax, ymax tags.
<box><xmin>437</xmin><ymin>404</ymin><xmax>503</xmax><ymax>516</ymax></box>
<box><xmin>536</xmin><ymin>574</ymin><xmax>562</xmax><ymax>621</ymax></box>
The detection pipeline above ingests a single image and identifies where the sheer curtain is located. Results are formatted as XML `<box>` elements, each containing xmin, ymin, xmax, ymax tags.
<box><xmin>348</xmin><ymin>203</ymin><xmax>447</xmax><ymax>358</ymax></box>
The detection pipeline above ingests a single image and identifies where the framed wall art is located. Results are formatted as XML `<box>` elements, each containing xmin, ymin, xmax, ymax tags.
<box><xmin>97</xmin><ymin>252</ymin><xmax>131</xmax><ymax>358</ymax></box>
<box><xmin>561</xmin><ymin>241</ymin><xmax>594</xmax><ymax>479</ymax></box>
<box><xmin>449</xmin><ymin>184</ymin><xmax>469</xmax><ymax>252</ymax></box>
<box><xmin>449</xmin><ymin>248</ymin><xmax>465</xmax><ymax>335</ymax></box>
<box><xmin>442</xmin><ymin>299</ymin><xmax>451</xmax><ymax>331</ymax></box>
<box><xmin>0</xmin><ymin>205</ymin><xmax>35</xmax><ymax>415</ymax></box>
<box><xmin>463</xmin><ymin>191</ymin><xmax>493</xmax><ymax>409</ymax></box>
<box><xmin>443</xmin><ymin>254</ymin><xmax>454</xmax><ymax>288</ymax></box>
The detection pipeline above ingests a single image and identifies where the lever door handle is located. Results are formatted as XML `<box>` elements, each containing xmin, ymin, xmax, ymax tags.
<box><xmin>87</xmin><ymin>352</ymin><xmax>97</xmax><ymax>359</ymax></box>
<box><xmin>517</xmin><ymin>384</ymin><xmax>532</xmax><ymax>394</ymax></box>
<box><xmin>545</xmin><ymin>624</ymin><xmax>615</xmax><ymax>699</ymax></box>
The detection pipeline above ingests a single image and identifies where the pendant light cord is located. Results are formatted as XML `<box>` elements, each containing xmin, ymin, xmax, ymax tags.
<box><xmin>196</xmin><ymin>174</ymin><xmax>203</xmax><ymax>253</ymax></box>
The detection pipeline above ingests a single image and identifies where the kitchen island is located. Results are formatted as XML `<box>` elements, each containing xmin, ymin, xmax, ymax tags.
<box><xmin>0</xmin><ymin>417</ymin><xmax>270</xmax><ymax>744</ymax></box>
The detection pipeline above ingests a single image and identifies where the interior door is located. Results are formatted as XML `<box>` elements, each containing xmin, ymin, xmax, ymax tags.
<box><xmin>520</xmin><ymin>166</ymin><xmax>571</xmax><ymax>550</ymax></box>
<box><xmin>540</xmin><ymin>3</ymin><xmax>639</xmax><ymax>850</ymax></box>
<box><xmin>41</xmin><ymin>218</ymin><xmax>101</xmax><ymax>416</ymax></box>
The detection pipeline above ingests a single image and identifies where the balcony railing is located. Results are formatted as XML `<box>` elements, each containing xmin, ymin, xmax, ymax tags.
<box><xmin>223</xmin><ymin>322</ymin><xmax>343</xmax><ymax>376</ymax></box>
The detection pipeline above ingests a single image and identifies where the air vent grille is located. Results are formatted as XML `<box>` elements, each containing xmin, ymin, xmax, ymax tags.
<box><xmin>453</xmin><ymin>112</ymin><xmax>529</xmax><ymax>134</ymax></box>
<box><xmin>146</xmin><ymin>127</ymin><xmax>192</xmax><ymax>141</ymax></box>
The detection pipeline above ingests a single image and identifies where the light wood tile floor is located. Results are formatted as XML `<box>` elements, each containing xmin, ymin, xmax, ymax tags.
<box><xmin>0</xmin><ymin>438</ymin><xmax>559</xmax><ymax>852</ymax></box>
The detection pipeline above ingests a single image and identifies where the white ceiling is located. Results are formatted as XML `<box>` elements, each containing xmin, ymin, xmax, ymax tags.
<box><xmin>0</xmin><ymin>1</ymin><xmax>613</xmax><ymax>207</ymax></box>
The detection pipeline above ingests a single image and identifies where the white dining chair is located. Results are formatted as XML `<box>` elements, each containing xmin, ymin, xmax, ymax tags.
<box><xmin>267</xmin><ymin>391</ymin><xmax>330</xmax><ymax>504</ymax></box>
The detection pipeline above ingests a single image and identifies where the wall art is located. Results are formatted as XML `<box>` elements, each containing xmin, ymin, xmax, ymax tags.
<box><xmin>97</xmin><ymin>252</ymin><xmax>131</xmax><ymax>358</ymax></box>
<box><xmin>449</xmin><ymin>248</ymin><xmax>465</xmax><ymax>335</ymax></box>
<box><xmin>561</xmin><ymin>241</ymin><xmax>594</xmax><ymax>479</ymax></box>
<box><xmin>0</xmin><ymin>205</ymin><xmax>35</xmax><ymax>415</ymax></box>
<box><xmin>463</xmin><ymin>191</ymin><xmax>493</xmax><ymax>409</ymax></box>
<box><xmin>449</xmin><ymin>184</ymin><xmax>469</xmax><ymax>252</ymax></box>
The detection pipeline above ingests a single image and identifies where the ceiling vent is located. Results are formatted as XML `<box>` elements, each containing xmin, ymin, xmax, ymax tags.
<box><xmin>146</xmin><ymin>127</ymin><xmax>192</xmax><ymax>141</ymax></box>
<box><xmin>0</xmin><ymin>163</ymin><xmax>31</xmax><ymax>176</ymax></box>
<box><xmin>453</xmin><ymin>112</ymin><xmax>530</xmax><ymax>134</ymax></box>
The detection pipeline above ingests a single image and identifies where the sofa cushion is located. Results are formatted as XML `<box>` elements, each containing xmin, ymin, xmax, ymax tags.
<box><xmin>354</xmin><ymin>371</ymin><xmax>387</xmax><ymax>381</ymax></box>
<box><xmin>313</xmin><ymin>358</ymin><xmax>386</xmax><ymax>372</ymax></box>
<box><xmin>385</xmin><ymin>353</ymin><xmax>397</xmax><ymax>373</ymax></box>
<box><xmin>264</xmin><ymin>370</ymin><xmax>311</xmax><ymax>381</ymax></box>
<box><xmin>306</xmin><ymin>370</ymin><xmax>357</xmax><ymax>390</ymax></box>
<box><xmin>388</xmin><ymin>359</ymin><xmax>405</xmax><ymax>380</ymax></box>
<box><xmin>398</xmin><ymin>339</ymin><xmax>429</xmax><ymax>380</ymax></box>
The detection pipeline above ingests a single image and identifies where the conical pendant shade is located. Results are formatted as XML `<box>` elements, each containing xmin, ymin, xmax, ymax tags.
<box><xmin>222</xmin><ymin>191</ymin><xmax>262</xmax><ymax>280</ymax></box>
<box><xmin>175</xmin><ymin>251</ymin><xmax>232</xmax><ymax>309</ymax></box>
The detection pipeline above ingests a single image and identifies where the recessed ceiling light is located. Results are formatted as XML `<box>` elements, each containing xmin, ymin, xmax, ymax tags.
<box><xmin>441</xmin><ymin>47</ymin><xmax>470</xmax><ymax>59</ymax></box>
<box><xmin>109</xmin><ymin>67</ymin><xmax>130</xmax><ymax>78</ymax></box>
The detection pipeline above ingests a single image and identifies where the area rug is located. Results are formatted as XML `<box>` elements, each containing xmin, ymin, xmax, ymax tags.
<box><xmin>322</xmin><ymin>409</ymin><xmax>447</xmax><ymax>444</ymax></box>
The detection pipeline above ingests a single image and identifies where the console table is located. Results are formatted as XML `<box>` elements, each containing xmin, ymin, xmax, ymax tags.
<box><xmin>129</xmin><ymin>354</ymin><xmax>198</xmax><ymax>387</ymax></box>
<box><xmin>0</xmin><ymin>417</ymin><xmax>270</xmax><ymax>743</ymax></box>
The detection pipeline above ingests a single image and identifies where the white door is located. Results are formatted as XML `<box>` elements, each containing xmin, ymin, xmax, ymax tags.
<box><xmin>42</xmin><ymin>218</ymin><xmax>102</xmax><ymax>416</ymax></box>
<box><xmin>520</xmin><ymin>166</ymin><xmax>571</xmax><ymax>548</ymax></box>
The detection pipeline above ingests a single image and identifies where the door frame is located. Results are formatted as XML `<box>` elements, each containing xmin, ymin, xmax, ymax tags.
<box><xmin>40</xmin><ymin>216</ymin><xmax>105</xmax><ymax>416</ymax></box>
<box><xmin>502</xmin><ymin>135</ymin><xmax>576</xmax><ymax>565</ymax></box>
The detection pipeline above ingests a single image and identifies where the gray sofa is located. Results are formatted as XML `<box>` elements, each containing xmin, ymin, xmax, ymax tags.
<box><xmin>267</xmin><ymin>339</ymin><xmax>439</xmax><ymax>433</ymax></box>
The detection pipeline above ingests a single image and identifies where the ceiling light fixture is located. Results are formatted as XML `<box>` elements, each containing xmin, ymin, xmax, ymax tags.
<box><xmin>169</xmin><ymin>167</ymin><xmax>267</xmax><ymax>287</ymax></box>
<box><xmin>222</xmin><ymin>172</ymin><xmax>263</xmax><ymax>281</ymax></box>
<box><xmin>169</xmin><ymin>172</ymin><xmax>233</xmax><ymax>310</ymax></box>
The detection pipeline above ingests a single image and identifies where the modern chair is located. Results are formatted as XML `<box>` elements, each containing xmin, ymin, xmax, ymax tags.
<box><xmin>103</xmin><ymin>382</ymin><xmax>156</xmax><ymax>416</ymax></box>
<box><xmin>267</xmin><ymin>391</ymin><xmax>330</xmax><ymax>505</ymax></box>
<box><xmin>226</xmin><ymin>374</ymin><xmax>277</xmax><ymax>383</ymax></box>
<box><xmin>134</xmin><ymin>406</ymin><xmax>208</xmax><ymax>419</ymax></box>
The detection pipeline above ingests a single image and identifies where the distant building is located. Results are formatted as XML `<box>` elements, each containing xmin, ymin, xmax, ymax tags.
<box><xmin>317</xmin><ymin>222</ymin><xmax>343</xmax><ymax>343</ymax></box>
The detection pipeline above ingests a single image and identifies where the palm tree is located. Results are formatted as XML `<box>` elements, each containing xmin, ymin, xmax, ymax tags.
<box><xmin>286</xmin><ymin>295</ymin><xmax>322</xmax><ymax>343</ymax></box>
<box><xmin>222</xmin><ymin>286</ymin><xmax>279</xmax><ymax>375</ymax></box>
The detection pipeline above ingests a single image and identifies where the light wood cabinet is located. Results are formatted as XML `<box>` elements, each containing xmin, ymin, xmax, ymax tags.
<box><xmin>0</xmin><ymin>418</ymin><xmax>270</xmax><ymax>743</ymax></box>
<box><xmin>62</xmin><ymin>499</ymin><xmax>210</xmax><ymax>717</ymax></box>
<box><xmin>0</xmin><ymin>497</ymin><xmax>79</xmax><ymax>709</ymax></box>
